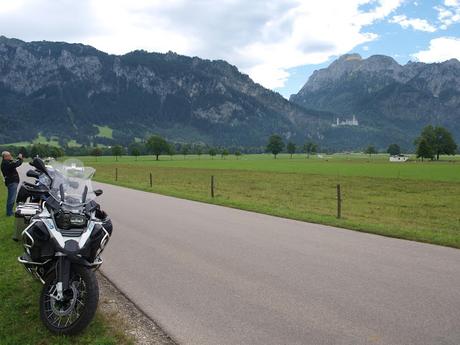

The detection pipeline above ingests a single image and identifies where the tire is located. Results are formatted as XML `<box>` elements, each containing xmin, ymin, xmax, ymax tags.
<box><xmin>39</xmin><ymin>264</ymin><xmax>99</xmax><ymax>335</ymax></box>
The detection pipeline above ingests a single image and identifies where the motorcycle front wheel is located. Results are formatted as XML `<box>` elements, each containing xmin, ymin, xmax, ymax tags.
<box><xmin>39</xmin><ymin>264</ymin><xmax>99</xmax><ymax>335</ymax></box>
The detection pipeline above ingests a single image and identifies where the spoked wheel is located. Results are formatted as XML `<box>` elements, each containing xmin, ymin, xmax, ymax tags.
<box><xmin>40</xmin><ymin>265</ymin><xmax>99</xmax><ymax>335</ymax></box>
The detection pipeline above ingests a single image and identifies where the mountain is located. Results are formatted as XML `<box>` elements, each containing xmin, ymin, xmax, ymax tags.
<box><xmin>290</xmin><ymin>53</ymin><xmax>460</xmax><ymax>151</ymax></box>
<box><xmin>6</xmin><ymin>37</ymin><xmax>455</xmax><ymax>152</ymax></box>
<box><xmin>0</xmin><ymin>36</ymin><xmax>327</xmax><ymax>148</ymax></box>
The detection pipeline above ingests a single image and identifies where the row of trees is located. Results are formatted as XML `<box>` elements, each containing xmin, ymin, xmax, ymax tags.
<box><xmin>381</xmin><ymin>126</ymin><xmax>458</xmax><ymax>161</ymax></box>
<box><xmin>266</xmin><ymin>125</ymin><xmax>458</xmax><ymax>161</ymax></box>
<box><xmin>93</xmin><ymin>135</ymin><xmax>321</xmax><ymax>161</ymax></box>
<box><xmin>2</xmin><ymin>126</ymin><xmax>457</xmax><ymax>161</ymax></box>
<box><xmin>0</xmin><ymin>144</ymin><xmax>66</xmax><ymax>159</ymax></box>
<box><xmin>0</xmin><ymin>139</ymin><xmax>245</xmax><ymax>160</ymax></box>
<box><xmin>90</xmin><ymin>136</ymin><xmax>243</xmax><ymax>161</ymax></box>
<box><xmin>266</xmin><ymin>135</ymin><xmax>318</xmax><ymax>158</ymax></box>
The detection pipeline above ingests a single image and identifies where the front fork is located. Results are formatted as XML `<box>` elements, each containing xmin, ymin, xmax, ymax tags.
<box><xmin>54</xmin><ymin>254</ymin><xmax>70</xmax><ymax>301</ymax></box>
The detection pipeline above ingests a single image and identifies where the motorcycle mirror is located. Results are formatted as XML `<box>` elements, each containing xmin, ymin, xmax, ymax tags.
<box><xmin>30</xmin><ymin>157</ymin><xmax>46</xmax><ymax>171</ymax></box>
<box><xmin>26</xmin><ymin>170</ymin><xmax>41</xmax><ymax>179</ymax></box>
<box><xmin>94</xmin><ymin>189</ymin><xmax>103</xmax><ymax>197</ymax></box>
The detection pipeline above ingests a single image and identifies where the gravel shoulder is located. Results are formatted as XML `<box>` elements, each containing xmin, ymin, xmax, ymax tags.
<box><xmin>97</xmin><ymin>272</ymin><xmax>177</xmax><ymax>345</ymax></box>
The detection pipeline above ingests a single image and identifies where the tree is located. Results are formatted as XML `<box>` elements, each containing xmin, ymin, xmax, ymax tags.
<box><xmin>303</xmin><ymin>141</ymin><xmax>318</xmax><ymax>158</ymax></box>
<box><xmin>181</xmin><ymin>144</ymin><xmax>190</xmax><ymax>159</ymax></box>
<box><xmin>131</xmin><ymin>147</ymin><xmax>141</xmax><ymax>161</ymax></box>
<box><xmin>196</xmin><ymin>147</ymin><xmax>202</xmax><ymax>159</ymax></box>
<box><xmin>221</xmin><ymin>149</ymin><xmax>229</xmax><ymax>159</ymax></box>
<box><xmin>416</xmin><ymin>138</ymin><xmax>433</xmax><ymax>161</ymax></box>
<box><xmin>129</xmin><ymin>143</ymin><xmax>144</xmax><ymax>161</ymax></box>
<box><xmin>266</xmin><ymin>135</ymin><xmax>284</xmax><ymax>159</ymax></box>
<box><xmin>18</xmin><ymin>146</ymin><xmax>28</xmax><ymax>158</ymax></box>
<box><xmin>30</xmin><ymin>144</ymin><xmax>50</xmax><ymax>158</ymax></box>
<box><xmin>286</xmin><ymin>142</ymin><xmax>296</xmax><ymax>158</ymax></box>
<box><xmin>416</xmin><ymin>125</ymin><xmax>457</xmax><ymax>160</ymax></box>
<box><xmin>387</xmin><ymin>144</ymin><xmax>401</xmax><ymax>156</ymax></box>
<box><xmin>235</xmin><ymin>151</ymin><xmax>242</xmax><ymax>159</ymax></box>
<box><xmin>439</xmin><ymin>128</ymin><xmax>457</xmax><ymax>157</ymax></box>
<box><xmin>209</xmin><ymin>147</ymin><xmax>217</xmax><ymax>159</ymax></box>
<box><xmin>29</xmin><ymin>146</ymin><xmax>39</xmax><ymax>158</ymax></box>
<box><xmin>112</xmin><ymin>145</ymin><xmax>124</xmax><ymax>161</ymax></box>
<box><xmin>166</xmin><ymin>143</ymin><xmax>175</xmax><ymax>160</ymax></box>
<box><xmin>50</xmin><ymin>146</ymin><xmax>65</xmax><ymax>159</ymax></box>
<box><xmin>91</xmin><ymin>147</ymin><xmax>102</xmax><ymax>161</ymax></box>
<box><xmin>146</xmin><ymin>135</ymin><xmax>169</xmax><ymax>161</ymax></box>
<box><xmin>365</xmin><ymin>145</ymin><xmax>377</xmax><ymax>157</ymax></box>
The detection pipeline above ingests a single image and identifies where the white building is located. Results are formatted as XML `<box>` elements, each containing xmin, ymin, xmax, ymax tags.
<box><xmin>332</xmin><ymin>115</ymin><xmax>359</xmax><ymax>127</ymax></box>
<box><xmin>389</xmin><ymin>155</ymin><xmax>409</xmax><ymax>162</ymax></box>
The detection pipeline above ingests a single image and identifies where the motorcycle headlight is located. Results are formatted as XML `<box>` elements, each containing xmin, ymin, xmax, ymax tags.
<box><xmin>69</xmin><ymin>214</ymin><xmax>87</xmax><ymax>227</ymax></box>
<box><xmin>55</xmin><ymin>211</ymin><xmax>88</xmax><ymax>230</ymax></box>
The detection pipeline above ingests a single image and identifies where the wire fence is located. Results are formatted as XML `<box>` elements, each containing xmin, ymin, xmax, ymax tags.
<box><xmin>92</xmin><ymin>165</ymin><xmax>460</xmax><ymax>249</ymax></box>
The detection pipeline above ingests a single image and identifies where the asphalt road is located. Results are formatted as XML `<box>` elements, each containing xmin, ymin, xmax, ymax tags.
<box><xmin>18</xmin><ymin>166</ymin><xmax>460</xmax><ymax>344</ymax></box>
<box><xmin>91</xmin><ymin>182</ymin><xmax>460</xmax><ymax>345</ymax></box>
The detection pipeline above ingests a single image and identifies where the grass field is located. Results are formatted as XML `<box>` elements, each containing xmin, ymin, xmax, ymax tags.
<box><xmin>95</xmin><ymin>126</ymin><xmax>114</xmax><ymax>139</ymax></box>
<box><xmin>0</xmin><ymin>186</ymin><xmax>132</xmax><ymax>345</ymax></box>
<box><xmin>84</xmin><ymin>153</ymin><xmax>460</xmax><ymax>182</ymax></box>
<box><xmin>5</xmin><ymin>134</ymin><xmax>82</xmax><ymax>148</ymax></box>
<box><xmin>77</xmin><ymin>153</ymin><xmax>460</xmax><ymax>249</ymax></box>
<box><xmin>7</xmin><ymin>133</ymin><xmax>61</xmax><ymax>147</ymax></box>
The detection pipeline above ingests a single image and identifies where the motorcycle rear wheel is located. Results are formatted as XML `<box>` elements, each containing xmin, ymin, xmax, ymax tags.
<box><xmin>39</xmin><ymin>265</ymin><xmax>99</xmax><ymax>335</ymax></box>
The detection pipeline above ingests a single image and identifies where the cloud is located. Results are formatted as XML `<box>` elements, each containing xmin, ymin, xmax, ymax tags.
<box><xmin>0</xmin><ymin>0</ymin><xmax>99</xmax><ymax>42</ymax></box>
<box><xmin>444</xmin><ymin>0</ymin><xmax>460</xmax><ymax>6</ymax></box>
<box><xmin>412</xmin><ymin>37</ymin><xmax>460</xmax><ymax>62</ymax></box>
<box><xmin>390</xmin><ymin>14</ymin><xmax>437</xmax><ymax>32</ymax></box>
<box><xmin>436</xmin><ymin>0</ymin><xmax>460</xmax><ymax>29</ymax></box>
<box><xmin>0</xmin><ymin>0</ymin><xmax>403</xmax><ymax>89</ymax></box>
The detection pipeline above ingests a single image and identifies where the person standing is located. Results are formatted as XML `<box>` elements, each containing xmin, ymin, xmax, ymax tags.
<box><xmin>1</xmin><ymin>151</ymin><xmax>23</xmax><ymax>216</ymax></box>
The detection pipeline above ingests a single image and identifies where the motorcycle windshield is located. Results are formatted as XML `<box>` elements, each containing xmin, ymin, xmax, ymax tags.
<box><xmin>48</xmin><ymin>159</ymin><xmax>96</xmax><ymax>206</ymax></box>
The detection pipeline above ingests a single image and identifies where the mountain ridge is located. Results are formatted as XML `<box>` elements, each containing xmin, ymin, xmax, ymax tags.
<box><xmin>0</xmin><ymin>36</ymin><xmax>329</xmax><ymax>148</ymax></box>
<box><xmin>290</xmin><ymin>53</ymin><xmax>460</xmax><ymax>150</ymax></box>
<box><xmin>2</xmin><ymin>35</ymin><xmax>458</xmax><ymax>152</ymax></box>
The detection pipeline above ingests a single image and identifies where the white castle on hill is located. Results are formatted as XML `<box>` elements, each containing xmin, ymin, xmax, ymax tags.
<box><xmin>332</xmin><ymin>115</ymin><xmax>359</xmax><ymax>127</ymax></box>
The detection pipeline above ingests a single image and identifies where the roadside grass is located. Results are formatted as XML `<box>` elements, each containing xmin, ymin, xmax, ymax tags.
<box><xmin>0</xmin><ymin>186</ymin><xmax>132</xmax><ymax>345</ymax></box>
<box><xmin>87</xmin><ymin>159</ymin><xmax>460</xmax><ymax>249</ymax></box>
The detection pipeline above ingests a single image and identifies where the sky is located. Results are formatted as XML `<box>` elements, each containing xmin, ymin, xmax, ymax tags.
<box><xmin>0</xmin><ymin>0</ymin><xmax>459</xmax><ymax>98</ymax></box>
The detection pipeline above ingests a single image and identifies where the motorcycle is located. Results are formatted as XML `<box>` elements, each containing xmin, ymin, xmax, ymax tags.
<box><xmin>16</xmin><ymin>167</ymin><xmax>49</xmax><ymax>203</ymax></box>
<box><xmin>16</xmin><ymin>158</ymin><xmax>113</xmax><ymax>335</ymax></box>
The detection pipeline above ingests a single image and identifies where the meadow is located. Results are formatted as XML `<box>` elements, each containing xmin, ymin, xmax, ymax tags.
<box><xmin>77</xmin><ymin>153</ymin><xmax>460</xmax><ymax>248</ymax></box>
<box><xmin>83</xmin><ymin>153</ymin><xmax>460</xmax><ymax>182</ymax></box>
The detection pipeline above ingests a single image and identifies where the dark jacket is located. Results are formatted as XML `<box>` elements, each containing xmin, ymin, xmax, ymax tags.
<box><xmin>1</xmin><ymin>158</ymin><xmax>23</xmax><ymax>186</ymax></box>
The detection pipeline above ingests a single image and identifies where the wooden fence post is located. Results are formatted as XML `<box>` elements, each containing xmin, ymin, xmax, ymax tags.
<box><xmin>150</xmin><ymin>172</ymin><xmax>153</xmax><ymax>187</ymax></box>
<box><xmin>115</xmin><ymin>168</ymin><xmax>118</xmax><ymax>181</ymax></box>
<box><xmin>337</xmin><ymin>184</ymin><xmax>342</xmax><ymax>219</ymax></box>
<box><xmin>211</xmin><ymin>176</ymin><xmax>215</xmax><ymax>198</ymax></box>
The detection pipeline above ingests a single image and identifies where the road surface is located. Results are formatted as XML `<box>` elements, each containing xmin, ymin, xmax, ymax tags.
<box><xmin>18</xmin><ymin>166</ymin><xmax>460</xmax><ymax>344</ymax></box>
<box><xmin>93</xmin><ymin>182</ymin><xmax>460</xmax><ymax>345</ymax></box>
